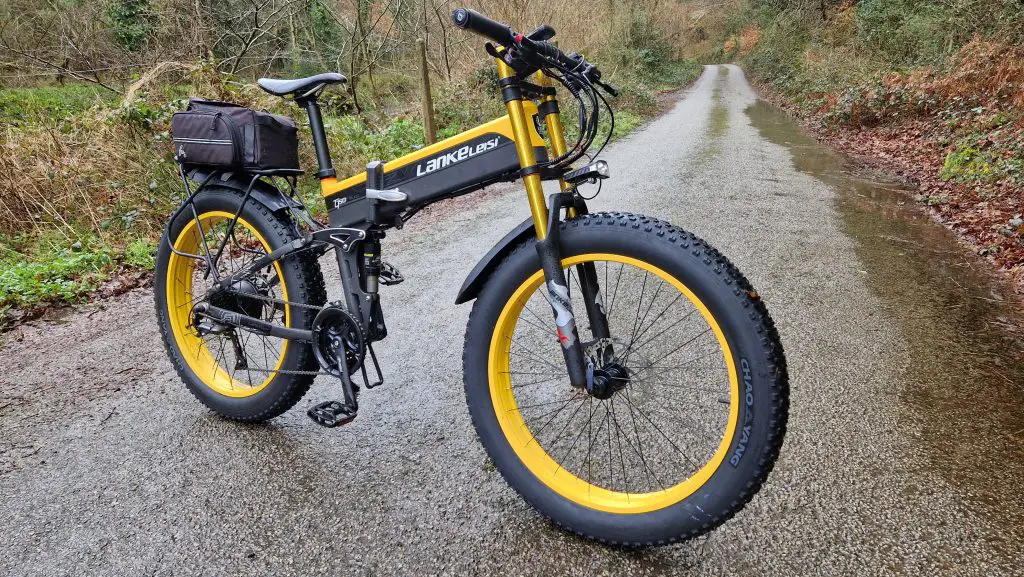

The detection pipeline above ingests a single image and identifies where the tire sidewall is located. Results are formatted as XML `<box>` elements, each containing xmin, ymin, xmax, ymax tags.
<box><xmin>464</xmin><ymin>214</ymin><xmax>783</xmax><ymax>544</ymax></box>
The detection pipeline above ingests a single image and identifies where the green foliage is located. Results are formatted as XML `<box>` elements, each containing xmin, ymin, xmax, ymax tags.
<box><xmin>0</xmin><ymin>247</ymin><xmax>113</xmax><ymax>309</ymax></box>
<box><xmin>940</xmin><ymin>145</ymin><xmax>991</xmax><ymax>182</ymax></box>
<box><xmin>434</xmin><ymin>79</ymin><xmax>504</xmax><ymax>140</ymax></box>
<box><xmin>123</xmin><ymin>238</ymin><xmax>156</xmax><ymax>269</ymax></box>
<box><xmin>856</xmin><ymin>0</ymin><xmax>952</xmax><ymax>67</ymax></box>
<box><xmin>327</xmin><ymin>115</ymin><xmax>425</xmax><ymax>168</ymax></box>
<box><xmin>649</xmin><ymin>59</ymin><xmax>704</xmax><ymax>91</ymax></box>
<box><xmin>0</xmin><ymin>85</ymin><xmax>115</xmax><ymax>124</ymax></box>
<box><xmin>303</xmin><ymin>0</ymin><xmax>345</xmax><ymax>76</ymax></box>
<box><xmin>106</xmin><ymin>0</ymin><xmax>155</xmax><ymax>52</ymax></box>
<box><xmin>743</xmin><ymin>15</ymin><xmax>809</xmax><ymax>95</ymax></box>
<box><xmin>626</xmin><ymin>12</ymin><xmax>674</xmax><ymax>74</ymax></box>
<box><xmin>940</xmin><ymin>137</ymin><xmax>1023</xmax><ymax>185</ymax></box>
<box><xmin>117</xmin><ymin>94</ymin><xmax>185</xmax><ymax>131</ymax></box>
<box><xmin>608</xmin><ymin>109</ymin><xmax>644</xmax><ymax>140</ymax></box>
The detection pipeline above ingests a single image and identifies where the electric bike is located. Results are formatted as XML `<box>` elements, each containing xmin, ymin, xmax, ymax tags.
<box><xmin>155</xmin><ymin>8</ymin><xmax>789</xmax><ymax>545</ymax></box>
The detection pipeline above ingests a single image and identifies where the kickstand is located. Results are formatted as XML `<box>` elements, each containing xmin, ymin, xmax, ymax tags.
<box><xmin>361</xmin><ymin>344</ymin><xmax>384</xmax><ymax>389</ymax></box>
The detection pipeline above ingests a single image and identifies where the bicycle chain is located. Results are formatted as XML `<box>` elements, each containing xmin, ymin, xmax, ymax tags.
<box><xmin>208</xmin><ymin>289</ymin><xmax>335</xmax><ymax>376</ymax></box>
<box><xmin>237</xmin><ymin>366</ymin><xmax>327</xmax><ymax>376</ymax></box>
<box><xmin>220</xmin><ymin>286</ymin><xmax>327</xmax><ymax>311</ymax></box>
<box><xmin>194</xmin><ymin>255</ymin><xmax>333</xmax><ymax>376</ymax></box>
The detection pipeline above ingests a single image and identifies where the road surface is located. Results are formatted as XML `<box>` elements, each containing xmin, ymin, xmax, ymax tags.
<box><xmin>2</xmin><ymin>65</ymin><xmax>1022</xmax><ymax>576</ymax></box>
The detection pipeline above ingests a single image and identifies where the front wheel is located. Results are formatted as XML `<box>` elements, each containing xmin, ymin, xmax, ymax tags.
<box><xmin>463</xmin><ymin>212</ymin><xmax>788</xmax><ymax>546</ymax></box>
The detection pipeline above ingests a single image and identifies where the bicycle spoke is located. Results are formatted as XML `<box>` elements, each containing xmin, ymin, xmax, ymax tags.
<box><xmin>630</xmin><ymin>278</ymin><xmax>665</xmax><ymax>350</ymax></box>
<box><xmin>627</xmin><ymin>271</ymin><xmax>649</xmax><ymax>351</ymax></box>
<box><xmin>506</xmin><ymin>255</ymin><xmax>733</xmax><ymax>497</ymax></box>
<box><xmin>623</xmin><ymin>385</ymin><xmax>665</xmax><ymax>491</ymax></box>
<box><xmin>510</xmin><ymin>373</ymin><xmax>565</xmax><ymax>389</ymax></box>
<box><xmin>516</xmin><ymin>301</ymin><xmax>558</xmax><ymax>337</ymax></box>
<box><xmin>507</xmin><ymin>337</ymin><xmax>563</xmax><ymax>373</ymax></box>
<box><xmin>609</xmin><ymin>397</ymin><xmax>630</xmax><ymax>496</ymax></box>
<box><xmin>546</xmin><ymin>399</ymin><xmax>590</xmax><ymax>473</ymax></box>
<box><xmin>606</xmin><ymin>262</ymin><xmax>624</xmax><ymax>318</ymax></box>
<box><xmin>640</xmin><ymin>327</ymin><xmax>713</xmax><ymax>370</ymax></box>
<box><xmin>584</xmin><ymin>402</ymin><xmax>611</xmax><ymax>486</ymax></box>
<box><xmin>524</xmin><ymin>395</ymin><xmax>584</xmax><ymax>448</ymax></box>
<box><xmin>623</xmin><ymin>392</ymin><xmax>701</xmax><ymax>470</ymax></box>
<box><xmin>514</xmin><ymin>395</ymin><xmax>582</xmax><ymax>412</ymax></box>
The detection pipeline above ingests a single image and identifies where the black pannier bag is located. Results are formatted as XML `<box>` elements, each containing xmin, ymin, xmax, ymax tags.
<box><xmin>171</xmin><ymin>98</ymin><xmax>300</xmax><ymax>171</ymax></box>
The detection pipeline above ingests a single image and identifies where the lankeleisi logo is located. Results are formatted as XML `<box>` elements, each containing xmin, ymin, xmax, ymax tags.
<box><xmin>415</xmin><ymin>137</ymin><xmax>499</xmax><ymax>177</ymax></box>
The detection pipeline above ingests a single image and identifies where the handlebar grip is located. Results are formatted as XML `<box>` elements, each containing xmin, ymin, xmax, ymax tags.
<box><xmin>451</xmin><ymin>8</ymin><xmax>514</xmax><ymax>46</ymax></box>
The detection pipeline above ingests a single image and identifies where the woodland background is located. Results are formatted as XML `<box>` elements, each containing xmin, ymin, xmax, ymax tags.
<box><xmin>1</xmin><ymin>0</ymin><xmax>1023</xmax><ymax>323</ymax></box>
<box><xmin>704</xmin><ymin>0</ymin><xmax>1024</xmax><ymax>288</ymax></box>
<box><xmin>0</xmin><ymin>0</ymin><xmax>702</xmax><ymax>323</ymax></box>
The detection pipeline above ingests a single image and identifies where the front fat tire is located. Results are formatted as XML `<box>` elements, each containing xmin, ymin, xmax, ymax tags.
<box><xmin>462</xmin><ymin>212</ymin><xmax>789</xmax><ymax>546</ymax></box>
<box><xmin>154</xmin><ymin>187</ymin><xmax>326</xmax><ymax>422</ymax></box>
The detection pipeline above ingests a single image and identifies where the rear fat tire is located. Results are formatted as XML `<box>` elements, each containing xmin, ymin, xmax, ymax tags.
<box><xmin>154</xmin><ymin>187</ymin><xmax>326</xmax><ymax>422</ymax></box>
<box><xmin>462</xmin><ymin>212</ymin><xmax>789</xmax><ymax>546</ymax></box>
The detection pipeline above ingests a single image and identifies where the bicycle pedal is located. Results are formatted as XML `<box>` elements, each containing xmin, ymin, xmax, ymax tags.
<box><xmin>379</xmin><ymin>261</ymin><xmax>404</xmax><ymax>286</ymax></box>
<box><xmin>307</xmin><ymin>400</ymin><xmax>357</xmax><ymax>428</ymax></box>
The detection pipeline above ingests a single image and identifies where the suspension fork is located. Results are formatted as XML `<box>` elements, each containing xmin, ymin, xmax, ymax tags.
<box><xmin>534</xmin><ymin>70</ymin><xmax>613</xmax><ymax>349</ymax></box>
<box><xmin>502</xmin><ymin>60</ymin><xmax>590</xmax><ymax>388</ymax></box>
<box><xmin>569</xmin><ymin>197</ymin><xmax>613</xmax><ymax>346</ymax></box>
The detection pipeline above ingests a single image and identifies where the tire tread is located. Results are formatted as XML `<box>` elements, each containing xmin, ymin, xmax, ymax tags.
<box><xmin>463</xmin><ymin>211</ymin><xmax>789</xmax><ymax>547</ymax></box>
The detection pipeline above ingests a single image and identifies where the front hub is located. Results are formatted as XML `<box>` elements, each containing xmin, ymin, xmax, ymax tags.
<box><xmin>588</xmin><ymin>362</ymin><xmax>630</xmax><ymax>400</ymax></box>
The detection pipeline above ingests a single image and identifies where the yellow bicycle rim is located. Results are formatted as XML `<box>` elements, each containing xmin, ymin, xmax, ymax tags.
<box><xmin>488</xmin><ymin>253</ymin><xmax>740</xmax><ymax>514</ymax></box>
<box><xmin>165</xmin><ymin>211</ymin><xmax>290</xmax><ymax>398</ymax></box>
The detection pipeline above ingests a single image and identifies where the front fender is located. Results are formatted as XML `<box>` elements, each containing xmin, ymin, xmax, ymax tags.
<box><xmin>455</xmin><ymin>217</ymin><xmax>535</xmax><ymax>304</ymax></box>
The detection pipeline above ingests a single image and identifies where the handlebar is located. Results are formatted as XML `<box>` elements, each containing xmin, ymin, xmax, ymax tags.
<box><xmin>451</xmin><ymin>8</ymin><xmax>571</xmax><ymax>65</ymax></box>
<box><xmin>450</xmin><ymin>7</ymin><xmax>616</xmax><ymax>96</ymax></box>
<box><xmin>450</xmin><ymin>8</ymin><xmax>514</xmax><ymax>47</ymax></box>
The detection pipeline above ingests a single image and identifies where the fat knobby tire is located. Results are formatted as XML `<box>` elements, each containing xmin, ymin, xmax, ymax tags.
<box><xmin>462</xmin><ymin>212</ymin><xmax>789</xmax><ymax>546</ymax></box>
<box><xmin>154</xmin><ymin>187</ymin><xmax>326</xmax><ymax>422</ymax></box>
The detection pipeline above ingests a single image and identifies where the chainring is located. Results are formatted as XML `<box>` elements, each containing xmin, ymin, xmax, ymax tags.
<box><xmin>311</xmin><ymin>305</ymin><xmax>365</xmax><ymax>377</ymax></box>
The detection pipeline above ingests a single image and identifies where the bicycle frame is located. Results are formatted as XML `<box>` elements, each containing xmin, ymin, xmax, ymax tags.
<box><xmin>176</xmin><ymin>57</ymin><xmax>604</xmax><ymax>390</ymax></box>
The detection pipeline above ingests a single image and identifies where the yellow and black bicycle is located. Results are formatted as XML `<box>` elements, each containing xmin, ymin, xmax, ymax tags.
<box><xmin>155</xmin><ymin>8</ymin><xmax>788</xmax><ymax>546</ymax></box>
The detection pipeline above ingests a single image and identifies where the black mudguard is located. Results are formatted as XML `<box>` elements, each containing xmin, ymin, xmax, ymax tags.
<box><xmin>454</xmin><ymin>217</ymin><xmax>535</xmax><ymax>304</ymax></box>
<box><xmin>187</xmin><ymin>168</ymin><xmax>303</xmax><ymax>214</ymax></box>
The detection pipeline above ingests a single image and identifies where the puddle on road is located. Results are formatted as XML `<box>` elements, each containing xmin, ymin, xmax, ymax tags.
<box><xmin>708</xmin><ymin>67</ymin><xmax>731</xmax><ymax>139</ymax></box>
<box><xmin>686</xmin><ymin>67</ymin><xmax>731</xmax><ymax>171</ymax></box>
<box><xmin>746</xmin><ymin>99</ymin><xmax>1024</xmax><ymax>545</ymax></box>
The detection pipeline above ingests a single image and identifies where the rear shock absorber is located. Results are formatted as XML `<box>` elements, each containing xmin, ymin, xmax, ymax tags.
<box><xmin>361</xmin><ymin>234</ymin><xmax>381</xmax><ymax>295</ymax></box>
<box><xmin>359</xmin><ymin>231</ymin><xmax>388</xmax><ymax>343</ymax></box>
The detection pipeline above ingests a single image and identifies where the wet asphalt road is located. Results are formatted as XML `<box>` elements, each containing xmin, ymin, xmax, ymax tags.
<box><xmin>2</xmin><ymin>65</ymin><xmax>1023</xmax><ymax>576</ymax></box>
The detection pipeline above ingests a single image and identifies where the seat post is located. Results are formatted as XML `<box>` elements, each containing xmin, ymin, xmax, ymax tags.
<box><xmin>300</xmin><ymin>97</ymin><xmax>335</xmax><ymax>179</ymax></box>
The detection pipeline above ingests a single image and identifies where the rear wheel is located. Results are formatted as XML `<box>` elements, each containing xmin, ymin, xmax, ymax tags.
<box><xmin>154</xmin><ymin>187</ymin><xmax>325</xmax><ymax>421</ymax></box>
<box><xmin>463</xmin><ymin>212</ymin><xmax>788</xmax><ymax>545</ymax></box>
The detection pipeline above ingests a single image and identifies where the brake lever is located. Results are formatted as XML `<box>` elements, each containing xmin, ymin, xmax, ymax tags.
<box><xmin>485</xmin><ymin>43</ymin><xmax>528</xmax><ymax>75</ymax></box>
<box><xmin>527</xmin><ymin>24</ymin><xmax>556</xmax><ymax>42</ymax></box>
<box><xmin>577</xmin><ymin>60</ymin><xmax>618</xmax><ymax>98</ymax></box>
<box><xmin>595</xmin><ymin>80</ymin><xmax>619</xmax><ymax>98</ymax></box>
